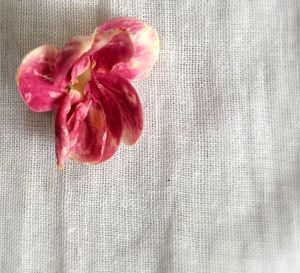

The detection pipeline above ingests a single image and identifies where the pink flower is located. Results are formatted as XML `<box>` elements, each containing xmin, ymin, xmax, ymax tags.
<box><xmin>16</xmin><ymin>17</ymin><xmax>159</xmax><ymax>168</ymax></box>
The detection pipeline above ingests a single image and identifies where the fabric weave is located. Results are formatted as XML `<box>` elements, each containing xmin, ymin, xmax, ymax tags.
<box><xmin>1</xmin><ymin>0</ymin><xmax>300</xmax><ymax>272</ymax></box>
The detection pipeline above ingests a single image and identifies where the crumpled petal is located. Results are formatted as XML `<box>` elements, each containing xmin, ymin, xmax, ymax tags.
<box><xmin>55</xmin><ymin>81</ymin><xmax>123</xmax><ymax>167</ymax></box>
<box><xmin>70</xmin><ymin>55</ymin><xmax>91</xmax><ymax>84</ymax></box>
<box><xmin>70</xmin><ymin>81</ymin><xmax>123</xmax><ymax>163</ymax></box>
<box><xmin>54</xmin><ymin>29</ymin><xmax>131</xmax><ymax>86</ymax></box>
<box><xmin>16</xmin><ymin>45</ymin><xmax>65</xmax><ymax>112</ymax></box>
<box><xmin>97</xmin><ymin>17</ymin><xmax>160</xmax><ymax>81</ymax></box>
<box><xmin>93</xmin><ymin>72</ymin><xmax>143</xmax><ymax>145</ymax></box>
<box><xmin>55</xmin><ymin>89</ymin><xmax>89</xmax><ymax>168</ymax></box>
<box><xmin>53</xmin><ymin>35</ymin><xmax>94</xmax><ymax>85</ymax></box>
<box><xmin>68</xmin><ymin>101</ymin><xmax>107</xmax><ymax>164</ymax></box>
<box><xmin>92</xmin><ymin>31</ymin><xmax>134</xmax><ymax>73</ymax></box>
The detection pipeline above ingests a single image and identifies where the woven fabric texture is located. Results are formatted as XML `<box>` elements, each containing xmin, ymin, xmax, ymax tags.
<box><xmin>1</xmin><ymin>0</ymin><xmax>300</xmax><ymax>272</ymax></box>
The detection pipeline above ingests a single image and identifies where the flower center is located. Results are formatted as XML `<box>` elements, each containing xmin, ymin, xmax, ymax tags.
<box><xmin>71</xmin><ymin>68</ymin><xmax>92</xmax><ymax>95</ymax></box>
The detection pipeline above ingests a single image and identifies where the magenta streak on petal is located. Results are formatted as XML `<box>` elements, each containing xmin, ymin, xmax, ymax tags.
<box><xmin>69</xmin><ymin>81</ymin><xmax>123</xmax><ymax>163</ymax></box>
<box><xmin>69</xmin><ymin>100</ymin><xmax>107</xmax><ymax>163</ymax></box>
<box><xmin>91</xmin><ymin>31</ymin><xmax>134</xmax><ymax>73</ymax></box>
<box><xmin>89</xmin><ymin>80</ymin><xmax>123</xmax><ymax>160</ymax></box>
<box><xmin>93</xmin><ymin>72</ymin><xmax>143</xmax><ymax>145</ymax></box>
<box><xmin>97</xmin><ymin>17</ymin><xmax>160</xmax><ymax>81</ymax></box>
<box><xmin>88</xmin><ymin>29</ymin><xmax>128</xmax><ymax>56</ymax></box>
<box><xmin>55</xmin><ymin>90</ymin><xmax>88</xmax><ymax>168</ymax></box>
<box><xmin>17</xmin><ymin>45</ymin><xmax>66</xmax><ymax>112</ymax></box>
<box><xmin>53</xmin><ymin>35</ymin><xmax>94</xmax><ymax>85</ymax></box>
<box><xmin>53</xmin><ymin>30</ymin><xmax>131</xmax><ymax>87</ymax></box>
<box><xmin>72</xmin><ymin>105</ymin><xmax>107</xmax><ymax>162</ymax></box>
<box><xmin>67</xmin><ymin>100</ymin><xmax>92</xmax><ymax>146</ymax></box>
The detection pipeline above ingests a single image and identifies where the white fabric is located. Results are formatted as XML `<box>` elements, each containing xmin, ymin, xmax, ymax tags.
<box><xmin>1</xmin><ymin>0</ymin><xmax>300</xmax><ymax>272</ymax></box>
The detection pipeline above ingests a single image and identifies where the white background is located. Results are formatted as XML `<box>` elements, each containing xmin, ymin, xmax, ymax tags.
<box><xmin>1</xmin><ymin>0</ymin><xmax>300</xmax><ymax>272</ymax></box>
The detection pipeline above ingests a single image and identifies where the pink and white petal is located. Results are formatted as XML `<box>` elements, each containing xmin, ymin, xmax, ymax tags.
<box><xmin>70</xmin><ymin>81</ymin><xmax>123</xmax><ymax>163</ymax></box>
<box><xmin>16</xmin><ymin>45</ymin><xmax>65</xmax><ymax>112</ymax></box>
<box><xmin>69</xmin><ymin>102</ymin><xmax>107</xmax><ymax>163</ymax></box>
<box><xmin>55</xmin><ymin>90</ymin><xmax>86</xmax><ymax>168</ymax></box>
<box><xmin>90</xmin><ymin>80</ymin><xmax>123</xmax><ymax>160</ymax></box>
<box><xmin>92</xmin><ymin>31</ymin><xmax>134</xmax><ymax>73</ymax></box>
<box><xmin>54</xmin><ymin>30</ymin><xmax>131</xmax><ymax>85</ymax></box>
<box><xmin>70</xmin><ymin>103</ymin><xmax>122</xmax><ymax>164</ymax></box>
<box><xmin>97</xmin><ymin>17</ymin><xmax>160</xmax><ymax>81</ymax></box>
<box><xmin>93</xmin><ymin>72</ymin><xmax>143</xmax><ymax>145</ymax></box>
<box><xmin>53</xmin><ymin>35</ymin><xmax>94</xmax><ymax>84</ymax></box>
<box><xmin>56</xmin><ymin>81</ymin><xmax>123</xmax><ymax>166</ymax></box>
<box><xmin>88</xmin><ymin>29</ymin><xmax>128</xmax><ymax>56</ymax></box>
<box><xmin>70</xmin><ymin>55</ymin><xmax>91</xmax><ymax>84</ymax></box>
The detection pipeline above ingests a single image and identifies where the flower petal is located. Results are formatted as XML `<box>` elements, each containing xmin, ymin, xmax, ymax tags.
<box><xmin>68</xmin><ymin>101</ymin><xmax>107</xmax><ymax>164</ymax></box>
<box><xmin>53</xmin><ymin>29</ymin><xmax>130</xmax><ymax>86</ymax></box>
<box><xmin>70</xmin><ymin>55</ymin><xmax>91</xmax><ymax>84</ymax></box>
<box><xmin>93</xmin><ymin>72</ymin><xmax>143</xmax><ymax>145</ymax></box>
<box><xmin>55</xmin><ymin>90</ymin><xmax>87</xmax><ymax>168</ymax></box>
<box><xmin>71</xmin><ymin>81</ymin><xmax>123</xmax><ymax>163</ymax></box>
<box><xmin>53</xmin><ymin>35</ymin><xmax>94</xmax><ymax>85</ymax></box>
<box><xmin>55</xmin><ymin>82</ymin><xmax>123</xmax><ymax>167</ymax></box>
<box><xmin>92</xmin><ymin>31</ymin><xmax>134</xmax><ymax>73</ymax></box>
<box><xmin>16</xmin><ymin>45</ymin><xmax>64</xmax><ymax>112</ymax></box>
<box><xmin>97</xmin><ymin>17</ymin><xmax>160</xmax><ymax>81</ymax></box>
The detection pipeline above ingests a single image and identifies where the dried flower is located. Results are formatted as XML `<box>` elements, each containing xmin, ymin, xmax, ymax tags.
<box><xmin>16</xmin><ymin>17</ymin><xmax>159</xmax><ymax>168</ymax></box>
